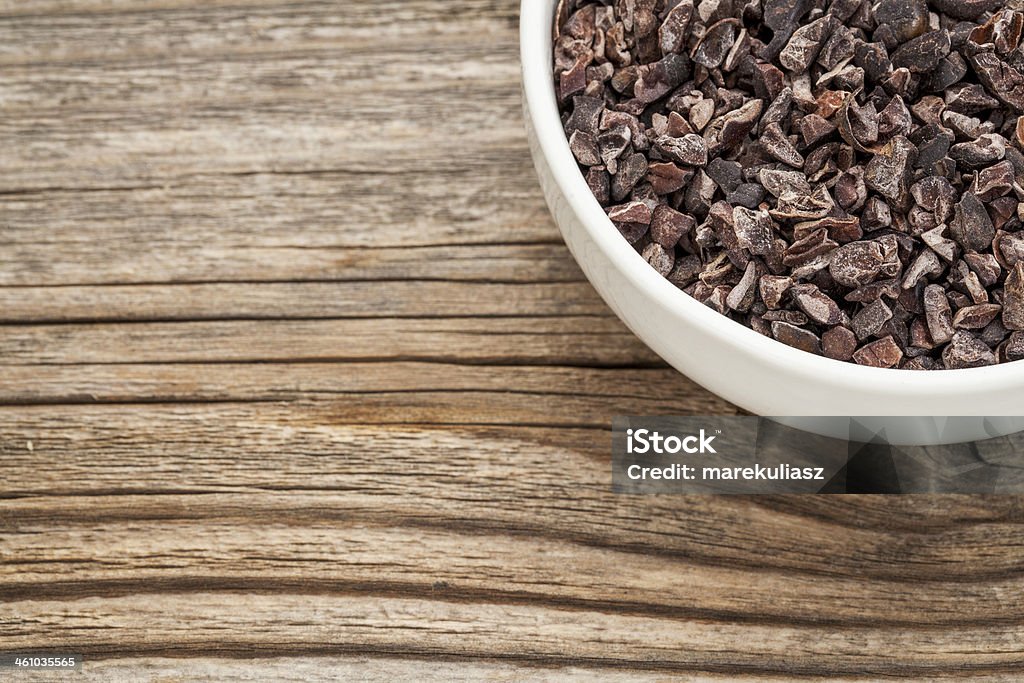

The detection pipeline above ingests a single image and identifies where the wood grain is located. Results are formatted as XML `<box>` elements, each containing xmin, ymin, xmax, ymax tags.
<box><xmin>0</xmin><ymin>280</ymin><xmax>603</xmax><ymax>321</ymax></box>
<box><xmin>1</xmin><ymin>0</ymin><xmax>1022</xmax><ymax>680</ymax></box>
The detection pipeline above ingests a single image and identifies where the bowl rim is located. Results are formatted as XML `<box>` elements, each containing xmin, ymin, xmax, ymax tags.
<box><xmin>520</xmin><ymin>0</ymin><xmax>1024</xmax><ymax>397</ymax></box>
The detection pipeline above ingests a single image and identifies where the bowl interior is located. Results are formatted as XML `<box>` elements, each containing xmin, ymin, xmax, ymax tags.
<box><xmin>520</xmin><ymin>0</ymin><xmax>1024</xmax><ymax>412</ymax></box>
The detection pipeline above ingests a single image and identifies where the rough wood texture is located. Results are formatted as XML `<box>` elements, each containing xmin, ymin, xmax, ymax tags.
<box><xmin>2</xmin><ymin>1</ymin><xmax>1023</xmax><ymax>680</ymax></box>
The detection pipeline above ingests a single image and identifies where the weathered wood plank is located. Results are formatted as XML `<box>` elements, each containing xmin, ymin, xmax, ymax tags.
<box><xmin>7</xmin><ymin>657</ymin><xmax>1022</xmax><ymax>683</ymax></box>
<box><xmin>0</xmin><ymin>1</ymin><xmax>516</xmax><ymax>67</ymax></box>
<box><xmin>3</xmin><ymin>657</ymin><xmax>776</xmax><ymax>683</ymax></box>
<box><xmin>0</xmin><ymin>280</ymin><xmax>606</xmax><ymax>322</ymax></box>
<box><xmin>5</xmin><ymin>592</ymin><xmax>1023</xmax><ymax>676</ymax></box>
<box><xmin>0</xmin><ymin>362</ymin><xmax>730</xmax><ymax>414</ymax></box>
<box><xmin>3</xmin><ymin>405</ymin><xmax>1024</xmax><ymax>583</ymax></box>
<box><xmin>0</xmin><ymin>101</ymin><xmax>529</xmax><ymax>192</ymax></box>
<box><xmin>0</xmin><ymin>317</ymin><xmax>663</xmax><ymax>366</ymax></box>
<box><xmin>0</xmin><ymin>243</ymin><xmax>582</xmax><ymax>288</ymax></box>
<box><xmin>4</xmin><ymin>503</ymin><xmax>1024</xmax><ymax>627</ymax></box>
<box><xmin>0</xmin><ymin>29</ymin><xmax>518</xmax><ymax>105</ymax></box>
<box><xmin>0</xmin><ymin>167</ymin><xmax>558</xmax><ymax>285</ymax></box>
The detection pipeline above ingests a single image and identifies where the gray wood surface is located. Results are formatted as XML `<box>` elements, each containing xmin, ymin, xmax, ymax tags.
<box><xmin>2</xmin><ymin>1</ymin><xmax>1023</xmax><ymax>679</ymax></box>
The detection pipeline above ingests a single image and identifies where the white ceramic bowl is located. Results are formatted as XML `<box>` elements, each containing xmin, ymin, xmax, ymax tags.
<box><xmin>521</xmin><ymin>0</ymin><xmax>1024</xmax><ymax>445</ymax></box>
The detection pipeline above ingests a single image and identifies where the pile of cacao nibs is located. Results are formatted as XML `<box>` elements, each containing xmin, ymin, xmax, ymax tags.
<box><xmin>554</xmin><ymin>0</ymin><xmax>1024</xmax><ymax>369</ymax></box>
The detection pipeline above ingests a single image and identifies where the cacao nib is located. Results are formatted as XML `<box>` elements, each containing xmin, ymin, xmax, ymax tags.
<box><xmin>555</xmin><ymin>0</ymin><xmax>1024</xmax><ymax>369</ymax></box>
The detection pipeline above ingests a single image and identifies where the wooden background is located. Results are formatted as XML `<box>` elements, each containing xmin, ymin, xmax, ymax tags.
<box><xmin>2</xmin><ymin>1</ymin><xmax>1024</xmax><ymax>679</ymax></box>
